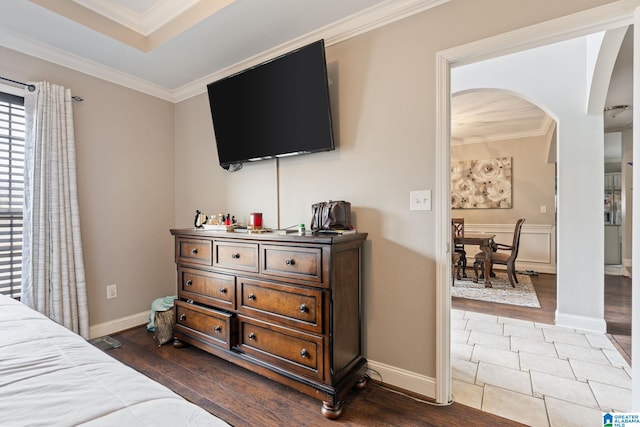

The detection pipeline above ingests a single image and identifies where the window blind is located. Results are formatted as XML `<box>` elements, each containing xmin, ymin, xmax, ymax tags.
<box><xmin>0</xmin><ymin>92</ymin><xmax>24</xmax><ymax>299</ymax></box>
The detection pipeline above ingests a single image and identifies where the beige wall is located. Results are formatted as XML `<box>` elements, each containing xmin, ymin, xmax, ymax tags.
<box><xmin>1</xmin><ymin>0</ymin><xmax>617</xmax><ymax>388</ymax></box>
<box><xmin>173</xmin><ymin>94</ymin><xmax>279</xmax><ymax>230</ymax></box>
<box><xmin>451</xmin><ymin>134</ymin><xmax>557</xmax><ymax>226</ymax></box>
<box><xmin>0</xmin><ymin>46</ymin><xmax>177</xmax><ymax>326</ymax></box>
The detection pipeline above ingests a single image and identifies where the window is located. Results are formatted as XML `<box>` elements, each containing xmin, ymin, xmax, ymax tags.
<box><xmin>0</xmin><ymin>92</ymin><xmax>24</xmax><ymax>299</ymax></box>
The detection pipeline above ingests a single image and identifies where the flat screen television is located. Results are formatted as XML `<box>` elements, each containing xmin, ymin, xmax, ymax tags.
<box><xmin>207</xmin><ymin>39</ymin><xmax>335</xmax><ymax>170</ymax></box>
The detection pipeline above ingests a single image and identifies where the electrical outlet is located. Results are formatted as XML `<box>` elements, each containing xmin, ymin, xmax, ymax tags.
<box><xmin>410</xmin><ymin>190</ymin><xmax>431</xmax><ymax>211</ymax></box>
<box><xmin>106</xmin><ymin>284</ymin><xmax>118</xmax><ymax>300</ymax></box>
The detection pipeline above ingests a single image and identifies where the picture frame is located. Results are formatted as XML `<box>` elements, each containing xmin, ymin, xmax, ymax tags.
<box><xmin>451</xmin><ymin>157</ymin><xmax>512</xmax><ymax>209</ymax></box>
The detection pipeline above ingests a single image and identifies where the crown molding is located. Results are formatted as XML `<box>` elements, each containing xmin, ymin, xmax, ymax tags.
<box><xmin>73</xmin><ymin>0</ymin><xmax>202</xmax><ymax>36</ymax></box>
<box><xmin>453</xmin><ymin>131</ymin><xmax>545</xmax><ymax>145</ymax></box>
<box><xmin>0</xmin><ymin>28</ymin><xmax>175</xmax><ymax>101</ymax></box>
<box><xmin>0</xmin><ymin>0</ymin><xmax>450</xmax><ymax>103</ymax></box>
<box><xmin>452</xmin><ymin>114</ymin><xmax>557</xmax><ymax>145</ymax></box>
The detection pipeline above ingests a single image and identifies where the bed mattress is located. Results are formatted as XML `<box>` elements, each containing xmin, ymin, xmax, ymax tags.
<box><xmin>0</xmin><ymin>295</ymin><xmax>228</xmax><ymax>426</ymax></box>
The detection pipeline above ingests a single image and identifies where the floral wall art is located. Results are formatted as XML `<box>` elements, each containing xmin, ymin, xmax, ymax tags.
<box><xmin>451</xmin><ymin>157</ymin><xmax>512</xmax><ymax>209</ymax></box>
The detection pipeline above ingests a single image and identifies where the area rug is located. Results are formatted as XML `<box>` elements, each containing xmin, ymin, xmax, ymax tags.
<box><xmin>452</xmin><ymin>271</ymin><xmax>541</xmax><ymax>308</ymax></box>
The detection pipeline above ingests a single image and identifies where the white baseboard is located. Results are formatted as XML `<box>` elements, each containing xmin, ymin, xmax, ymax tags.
<box><xmin>367</xmin><ymin>359</ymin><xmax>436</xmax><ymax>400</ymax></box>
<box><xmin>622</xmin><ymin>258</ymin><xmax>632</xmax><ymax>277</ymax></box>
<box><xmin>555</xmin><ymin>310</ymin><xmax>607</xmax><ymax>333</ymax></box>
<box><xmin>605</xmin><ymin>265</ymin><xmax>623</xmax><ymax>276</ymax></box>
<box><xmin>89</xmin><ymin>310</ymin><xmax>150</xmax><ymax>339</ymax></box>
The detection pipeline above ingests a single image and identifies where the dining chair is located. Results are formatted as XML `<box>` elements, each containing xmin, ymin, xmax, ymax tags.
<box><xmin>452</xmin><ymin>218</ymin><xmax>467</xmax><ymax>277</ymax></box>
<box><xmin>472</xmin><ymin>218</ymin><xmax>525</xmax><ymax>287</ymax></box>
<box><xmin>451</xmin><ymin>223</ymin><xmax>463</xmax><ymax>285</ymax></box>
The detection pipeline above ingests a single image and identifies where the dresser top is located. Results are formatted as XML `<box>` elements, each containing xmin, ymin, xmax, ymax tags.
<box><xmin>170</xmin><ymin>228</ymin><xmax>367</xmax><ymax>244</ymax></box>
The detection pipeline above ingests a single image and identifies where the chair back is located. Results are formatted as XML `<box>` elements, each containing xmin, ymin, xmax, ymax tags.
<box><xmin>452</xmin><ymin>218</ymin><xmax>464</xmax><ymax>249</ymax></box>
<box><xmin>509</xmin><ymin>218</ymin><xmax>526</xmax><ymax>261</ymax></box>
<box><xmin>451</xmin><ymin>222</ymin><xmax>456</xmax><ymax>258</ymax></box>
<box><xmin>452</xmin><ymin>218</ymin><xmax>464</xmax><ymax>237</ymax></box>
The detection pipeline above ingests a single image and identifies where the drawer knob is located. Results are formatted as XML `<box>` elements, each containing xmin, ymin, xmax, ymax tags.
<box><xmin>191</xmin><ymin>248</ymin><xmax>198</xmax><ymax>255</ymax></box>
<box><xmin>231</xmin><ymin>253</ymin><xmax>240</xmax><ymax>259</ymax></box>
<box><xmin>179</xmin><ymin>314</ymin><xmax>186</xmax><ymax>321</ymax></box>
<box><xmin>185</xmin><ymin>280</ymin><xmax>193</xmax><ymax>286</ymax></box>
<box><xmin>248</xmin><ymin>293</ymin><xmax>256</xmax><ymax>301</ymax></box>
<box><xmin>248</xmin><ymin>332</ymin><xmax>256</xmax><ymax>340</ymax></box>
<box><xmin>219</xmin><ymin>287</ymin><xmax>227</xmax><ymax>294</ymax></box>
<box><xmin>300</xmin><ymin>348</ymin><xmax>309</xmax><ymax>358</ymax></box>
<box><xmin>299</xmin><ymin>304</ymin><xmax>307</xmax><ymax>313</ymax></box>
<box><xmin>285</xmin><ymin>258</ymin><xmax>295</xmax><ymax>266</ymax></box>
<box><xmin>214</xmin><ymin>325</ymin><xmax>222</xmax><ymax>332</ymax></box>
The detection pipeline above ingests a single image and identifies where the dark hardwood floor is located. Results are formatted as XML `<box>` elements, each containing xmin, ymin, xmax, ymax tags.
<box><xmin>452</xmin><ymin>272</ymin><xmax>632</xmax><ymax>364</ymax></box>
<box><xmin>109</xmin><ymin>326</ymin><xmax>526</xmax><ymax>426</ymax></box>
<box><xmin>603</xmin><ymin>274</ymin><xmax>632</xmax><ymax>362</ymax></box>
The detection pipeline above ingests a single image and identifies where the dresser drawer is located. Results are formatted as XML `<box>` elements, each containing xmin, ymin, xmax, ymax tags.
<box><xmin>178</xmin><ymin>266</ymin><xmax>235</xmax><ymax>310</ymax></box>
<box><xmin>214</xmin><ymin>242</ymin><xmax>259</xmax><ymax>273</ymax></box>
<box><xmin>238</xmin><ymin>278</ymin><xmax>323</xmax><ymax>334</ymax></box>
<box><xmin>261</xmin><ymin>245</ymin><xmax>325</xmax><ymax>285</ymax></box>
<box><xmin>238</xmin><ymin>317</ymin><xmax>323</xmax><ymax>381</ymax></box>
<box><xmin>176</xmin><ymin>238</ymin><xmax>212</xmax><ymax>266</ymax></box>
<box><xmin>175</xmin><ymin>300</ymin><xmax>235</xmax><ymax>349</ymax></box>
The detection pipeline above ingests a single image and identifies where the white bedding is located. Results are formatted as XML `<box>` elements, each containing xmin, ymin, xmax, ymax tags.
<box><xmin>0</xmin><ymin>295</ymin><xmax>229</xmax><ymax>426</ymax></box>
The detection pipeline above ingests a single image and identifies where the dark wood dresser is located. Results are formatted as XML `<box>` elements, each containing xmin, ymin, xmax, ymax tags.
<box><xmin>170</xmin><ymin>228</ymin><xmax>368</xmax><ymax>418</ymax></box>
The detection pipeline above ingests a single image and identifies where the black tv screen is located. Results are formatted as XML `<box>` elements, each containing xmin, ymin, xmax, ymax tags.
<box><xmin>207</xmin><ymin>40</ymin><xmax>335</xmax><ymax>169</ymax></box>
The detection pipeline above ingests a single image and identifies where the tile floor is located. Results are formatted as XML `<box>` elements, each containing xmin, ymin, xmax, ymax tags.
<box><xmin>451</xmin><ymin>309</ymin><xmax>631</xmax><ymax>426</ymax></box>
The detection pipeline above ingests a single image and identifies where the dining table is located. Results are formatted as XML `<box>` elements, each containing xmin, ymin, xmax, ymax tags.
<box><xmin>454</xmin><ymin>233</ymin><xmax>496</xmax><ymax>287</ymax></box>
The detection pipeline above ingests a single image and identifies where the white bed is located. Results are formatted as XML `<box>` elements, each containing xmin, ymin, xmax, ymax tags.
<box><xmin>0</xmin><ymin>294</ymin><xmax>228</xmax><ymax>426</ymax></box>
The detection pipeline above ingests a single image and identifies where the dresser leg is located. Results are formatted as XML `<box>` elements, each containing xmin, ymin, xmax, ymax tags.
<box><xmin>354</xmin><ymin>375</ymin><xmax>368</xmax><ymax>390</ymax></box>
<box><xmin>172</xmin><ymin>337</ymin><xmax>185</xmax><ymax>348</ymax></box>
<box><xmin>321</xmin><ymin>399</ymin><xmax>343</xmax><ymax>419</ymax></box>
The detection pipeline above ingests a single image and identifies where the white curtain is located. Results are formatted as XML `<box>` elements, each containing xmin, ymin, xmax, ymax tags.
<box><xmin>22</xmin><ymin>81</ymin><xmax>89</xmax><ymax>339</ymax></box>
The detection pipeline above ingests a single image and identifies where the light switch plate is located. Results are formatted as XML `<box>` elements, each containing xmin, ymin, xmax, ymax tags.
<box><xmin>410</xmin><ymin>190</ymin><xmax>431</xmax><ymax>211</ymax></box>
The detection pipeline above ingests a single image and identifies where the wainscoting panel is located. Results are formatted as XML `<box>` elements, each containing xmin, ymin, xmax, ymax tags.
<box><xmin>464</xmin><ymin>223</ymin><xmax>556</xmax><ymax>274</ymax></box>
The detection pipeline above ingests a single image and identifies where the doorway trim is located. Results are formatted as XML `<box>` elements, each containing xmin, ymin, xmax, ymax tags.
<box><xmin>434</xmin><ymin>0</ymin><xmax>639</xmax><ymax>404</ymax></box>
